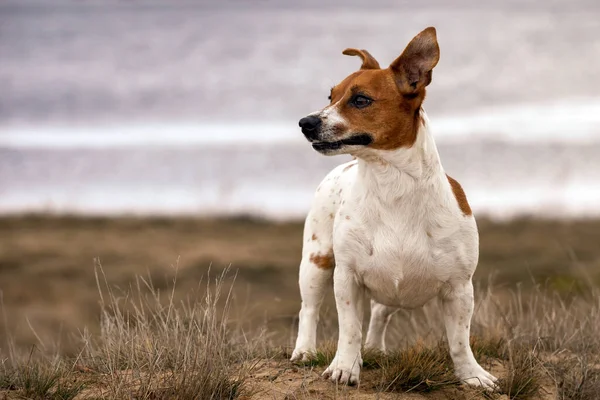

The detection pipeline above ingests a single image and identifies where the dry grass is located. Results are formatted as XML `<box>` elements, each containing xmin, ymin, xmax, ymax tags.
<box><xmin>84</xmin><ymin>262</ymin><xmax>261</xmax><ymax>399</ymax></box>
<box><xmin>0</xmin><ymin>352</ymin><xmax>84</xmax><ymax>399</ymax></box>
<box><xmin>2</xmin><ymin>215</ymin><xmax>600</xmax><ymax>399</ymax></box>
<box><xmin>279</xmin><ymin>286</ymin><xmax>600</xmax><ymax>399</ymax></box>
<box><xmin>547</xmin><ymin>354</ymin><xmax>600</xmax><ymax>400</ymax></box>
<box><xmin>2</xmin><ymin>262</ymin><xmax>263</xmax><ymax>399</ymax></box>
<box><xmin>375</xmin><ymin>341</ymin><xmax>457</xmax><ymax>393</ymax></box>
<box><xmin>2</xmin><ymin>270</ymin><xmax>600</xmax><ymax>399</ymax></box>
<box><xmin>496</xmin><ymin>344</ymin><xmax>543</xmax><ymax>400</ymax></box>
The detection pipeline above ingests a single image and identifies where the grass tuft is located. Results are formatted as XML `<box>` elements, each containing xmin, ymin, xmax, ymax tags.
<box><xmin>1</xmin><ymin>263</ymin><xmax>259</xmax><ymax>399</ymax></box>
<box><xmin>3</xmin><ymin>360</ymin><xmax>84</xmax><ymax>400</ymax></box>
<box><xmin>0</xmin><ymin>363</ymin><xmax>16</xmax><ymax>391</ymax></box>
<box><xmin>361</xmin><ymin>348</ymin><xmax>386</xmax><ymax>370</ymax></box>
<box><xmin>53</xmin><ymin>379</ymin><xmax>86</xmax><ymax>400</ymax></box>
<box><xmin>17</xmin><ymin>363</ymin><xmax>60</xmax><ymax>398</ymax></box>
<box><xmin>376</xmin><ymin>340</ymin><xmax>458</xmax><ymax>393</ymax></box>
<box><xmin>496</xmin><ymin>344</ymin><xmax>542</xmax><ymax>400</ymax></box>
<box><xmin>76</xmin><ymin>261</ymin><xmax>257</xmax><ymax>399</ymax></box>
<box><xmin>549</xmin><ymin>355</ymin><xmax>600</xmax><ymax>400</ymax></box>
<box><xmin>471</xmin><ymin>334</ymin><xmax>508</xmax><ymax>362</ymax></box>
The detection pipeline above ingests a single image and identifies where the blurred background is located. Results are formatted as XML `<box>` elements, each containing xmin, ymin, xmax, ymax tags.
<box><xmin>2</xmin><ymin>0</ymin><xmax>600</xmax><ymax>218</ymax></box>
<box><xmin>1</xmin><ymin>0</ymin><xmax>600</xmax><ymax>354</ymax></box>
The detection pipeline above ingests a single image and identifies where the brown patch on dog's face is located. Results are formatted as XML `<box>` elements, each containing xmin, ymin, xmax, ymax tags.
<box><xmin>312</xmin><ymin>27</ymin><xmax>440</xmax><ymax>153</ymax></box>
<box><xmin>328</xmin><ymin>68</ymin><xmax>426</xmax><ymax>150</ymax></box>
<box><xmin>446</xmin><ymin>174</ymin><xmax>472</xmax><ymax>216</ymax></box>
<box><xmin>309</xmin><ymin>252</ymin><xmax>334</xmax><ymax>270</ymax></box>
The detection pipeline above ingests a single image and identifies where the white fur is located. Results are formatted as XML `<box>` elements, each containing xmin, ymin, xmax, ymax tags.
<box><xmin>291</xmin><ymin>112</ymin><xmax>497</xmax><ymax>388</ymax></box>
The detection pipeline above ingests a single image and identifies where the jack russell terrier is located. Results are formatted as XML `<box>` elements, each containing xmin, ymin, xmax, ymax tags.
<box><xmin>291</xmin><ymin>27</ymin><xmax>497</xmax><ymax>389</ymax></box>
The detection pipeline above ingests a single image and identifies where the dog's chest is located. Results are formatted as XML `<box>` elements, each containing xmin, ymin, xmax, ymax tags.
<box><xmin>335</xmin><ymin>195</ymin><xmax>453</xmax><ymax>308</ymax></box>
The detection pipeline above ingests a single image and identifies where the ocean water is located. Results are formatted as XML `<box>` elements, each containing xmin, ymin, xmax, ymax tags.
<box><xmin>1</xmin><ymin>0</ymin><xmax>600</xmax><ymax>219</ymax></box>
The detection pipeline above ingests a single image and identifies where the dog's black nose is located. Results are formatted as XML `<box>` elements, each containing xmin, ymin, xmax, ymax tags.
<box><xmin>299</xmin><ymin>116</ymin><xmax>322</xmax><ymax>140</ymax></box>
<box><xmin>299</xmin><ymin>116</ymin><xmax>321</xmax><ymax>131</ymax></box>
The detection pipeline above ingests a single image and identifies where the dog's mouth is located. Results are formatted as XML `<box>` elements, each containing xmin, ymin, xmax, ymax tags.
<box><xmin>312</xmin><ymin>134</ymin><xmax>372</xmax><ymax>151</ymax></box>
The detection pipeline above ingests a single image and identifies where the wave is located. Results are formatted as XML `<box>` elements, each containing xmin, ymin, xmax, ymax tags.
<box><xmin>430</xmin><ymin>98</ymin><xmax>600</xmax><ymax>143</ymax></box>
<box><xmin>1</xmin><ymin>98</ymin><xmax>599</xmax><ymax>149</ymax></box>
<box><xmin>3</xmin><ymin>184</ymin><xmax>600</xmax><ymax>220</ymax></box>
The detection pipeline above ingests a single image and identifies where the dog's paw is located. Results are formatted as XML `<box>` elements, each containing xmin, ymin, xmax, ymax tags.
<box><xmin>322</xmin><ymin>357</ymin><xmax>361</xmax><ymax>385</ymax></box>
<box><xmin>290</xmin><ymin>347</ymin><xmax>316</xmax><ymax>363</ymax></box>
<box><xmin>456</xmin><ymin>364</ymin><xmax>498</xmax><ymax>390</ymax></box>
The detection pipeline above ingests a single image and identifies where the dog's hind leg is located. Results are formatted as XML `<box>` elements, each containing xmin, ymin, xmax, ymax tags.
<box><xmin>441</xmin><ymin>279</ymin><xmax>497</xmax><ymax>389</ymax></box>
<box><xmin>290</xmin><ymin>212</ymin><xmax>335</xmax><ymax>362</ymax></box>
<box><xmin>365</xmin><ymin>300</ymin><xmax>397</xmax><ymax>352</ymax></box>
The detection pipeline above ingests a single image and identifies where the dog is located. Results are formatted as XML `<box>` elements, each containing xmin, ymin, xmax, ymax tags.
<box><xmin>290</xmin><ymin>27</ymin><xmax>497</xmax><ymax>389</ymax></box>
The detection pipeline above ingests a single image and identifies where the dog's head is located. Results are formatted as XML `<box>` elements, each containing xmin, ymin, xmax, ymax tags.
<box><xmin>299</xmin><ymin>27</ymin><xmax>440</xmax><ymax>156</ymax></box>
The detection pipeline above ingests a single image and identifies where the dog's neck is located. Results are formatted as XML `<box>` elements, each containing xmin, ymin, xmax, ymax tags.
<box><xmin>355</xmin><ymin>110</ymin><xmax>445</xmax><ymax>201</ymax></box>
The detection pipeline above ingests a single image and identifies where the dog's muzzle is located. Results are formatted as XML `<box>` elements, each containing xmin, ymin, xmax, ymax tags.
<box><xmin>299</xmin><ymin>115</ymin><xmax>373</xmax><ymax>153</ymax></box>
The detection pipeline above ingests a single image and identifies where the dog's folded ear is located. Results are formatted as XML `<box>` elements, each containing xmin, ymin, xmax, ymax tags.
<box><xmin>342</xmin><ymin>48</ymin><xmax>381</xmax><ymax>70</ymax></box>
<box><xmin>389</xmin><ymin>27</ymin><xmax>440</xmax><ymax>93</ymax></box>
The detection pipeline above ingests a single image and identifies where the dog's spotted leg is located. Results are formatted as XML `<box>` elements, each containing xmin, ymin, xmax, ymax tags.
<box><xmin>291</xmin><ymin>218</ymin><xmax>335</xmax><ymax>362</ymax></box>
<box><xmin>441</xmin><ymin>280</ymin><xmax>497</xmax><ymax>389</ymax></box>
<box><xmin>365</xmin><ymin>300</ymin><xmax>398</xmax><ymax>353</ymax></box>
<box><xmin>323</xmin><ymin>265</ymin><xmax>364</xmax><ymax>385</ymax></box>
<box><xmin>290</xmin><ymin>255</ymin><xmax>333</xmax><ymax>362</ymax></box>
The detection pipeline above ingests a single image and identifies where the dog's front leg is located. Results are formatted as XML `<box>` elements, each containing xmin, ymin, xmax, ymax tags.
<box><xmin>441</xmin><ymin>280</ymin><xmax>497</xmax><ymax>389</ymax></box>
<box><xmin>291</xmin><ymin>256</ymin><xmax>334</xmax><ymax>362</ymax></box>
<box><xmin>323</xmin><ymin>264</ymin><xmax>364</xmax><ymax>385</ymax></box>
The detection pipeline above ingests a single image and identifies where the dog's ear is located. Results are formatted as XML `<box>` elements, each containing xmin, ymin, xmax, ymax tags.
<box><xmin>389</xmin><ymin>27</ymin><xmax>440</xmax><ymax>93</ymax></box>
<box><xmin>342</xmin><ymin>48</ymin><xmax>381</xmax><ymax>70</ymax></box>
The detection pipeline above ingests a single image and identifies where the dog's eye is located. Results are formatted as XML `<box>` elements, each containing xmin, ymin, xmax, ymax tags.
<box><xmin>351</xmin><ymin>95</ymin><xmax>373</xmax><ymax>109</ymax></box>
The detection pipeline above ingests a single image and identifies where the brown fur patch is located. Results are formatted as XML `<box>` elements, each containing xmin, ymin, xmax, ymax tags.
<box><xmin>311</xmin><ymin>233</ymin><xmax>317</xmax><ymax>241</ymax></box>
<box><xmin>329</xmin><ymin>70</ymin><xmax>423</xmax><ymax>150</ymax></box>
<box><xmin>309</xmin><ymin>252</ymin><xmax>334</xmax><ymax>270</ymax></box>
<box><xmin>446</xmin><ymin>175</ymin><xmax>472</xmax><ymax>216</ymax></box>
